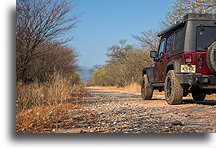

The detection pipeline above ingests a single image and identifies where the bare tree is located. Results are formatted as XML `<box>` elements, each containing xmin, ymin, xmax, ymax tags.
<box><xmin>160</xmin><ymin>0</ymin><xmax>216</xmax><ymax>28</ymax></box>
<box><xmin>133</xmin><ymin>30</ymin><xmax>160</xmax><ymax>52</ymax></box>
<box><xmin>28</xmin><ymin>43</ymin><xmax>79</xmax><ymax>81</ymax></box>
<box><xmin>106</xmin><ymin>40</ymin><xmax>134</xmax><ymax>64</ymax></box>
<box><xmin>16</xmin><ymin>0</ymin><xmax>78</xmax><ymax>82</ymax></box>
<box><xmin>134</xmin><ymin>0</ymin><xmax>216</xmax><ymax>52</ymax></box>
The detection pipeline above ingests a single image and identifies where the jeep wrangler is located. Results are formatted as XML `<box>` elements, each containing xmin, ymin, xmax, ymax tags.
<box><xmin>141</xmin><ymin>13</ymin><xmax>216</xmax><ymax>105</ymax></box>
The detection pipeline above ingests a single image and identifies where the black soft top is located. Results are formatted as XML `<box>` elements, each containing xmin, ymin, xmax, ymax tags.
<box><xmin>157</xmin><ymin>13</ymin><xmax>216</xmax><ymax>37</ymax></box>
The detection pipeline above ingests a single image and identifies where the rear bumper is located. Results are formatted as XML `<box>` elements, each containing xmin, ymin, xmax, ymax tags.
<box><xmin>175</xmin><ymin>73</ymin><xmax>216</xmax><ymax>89</ymax></box>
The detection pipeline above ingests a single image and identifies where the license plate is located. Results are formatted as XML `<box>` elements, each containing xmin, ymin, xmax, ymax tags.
<box><xmin>181</xmin><ymin>65</ymin><xmax>196</xmax><ymax>73</ymax></box>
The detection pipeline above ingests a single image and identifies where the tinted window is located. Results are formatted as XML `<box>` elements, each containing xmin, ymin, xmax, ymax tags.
<box><xmin>166</xmin><ymin>35</ymin><xmax>173</xmax><ymax>52</ymax></box>
<box><xmin>197</xmin><ymin>26</ymin><xmax>216</xmax><ymax>51</ymax></box>
<box><xmin>173</xmin><ymin>28</ymin><xmax>185</xmax><ymax>53</ymax></box>
<box><xmin>158</xmin><ymin>40</ymin><xmax>165</xmax><ymax>57</ymax></box>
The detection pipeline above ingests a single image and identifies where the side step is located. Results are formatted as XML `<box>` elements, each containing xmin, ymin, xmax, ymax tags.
<box><xmin>151</xmin><ymin>83</ymin><xmax>164</xmax><ymax>87</ymax></box>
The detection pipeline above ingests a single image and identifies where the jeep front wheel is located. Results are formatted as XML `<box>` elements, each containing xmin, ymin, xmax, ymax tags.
<box><xmin>141</xmin><ymin>75</ymin><xmax>153</xmax><ymax>100</ymax></box>
<box><xmin>164</xmin><ymin>70</ymin><xmax>184</xmax><ymax>105</ymax></box>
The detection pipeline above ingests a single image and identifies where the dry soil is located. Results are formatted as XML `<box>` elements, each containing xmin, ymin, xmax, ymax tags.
<box><xmin>56</xmin><ymin>87</ymin><xmax>215</xmax><ymax>133</ymax></box>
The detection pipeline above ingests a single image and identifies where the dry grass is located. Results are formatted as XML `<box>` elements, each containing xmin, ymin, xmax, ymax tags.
<box><xmin>91</xmin><ymin>83</ymin><xmax>215</xmax><ymax>99</ymax></box>
<box><xmin>16</xmin><ymin>73</ymin><xmax>89</xmax><ymax>133</ymax></box>
<box><xmin>16</xmin><ymin>73</ymin><xmax>88</xmax><ymax>112</ymax></box>
<box><xmin>206</xmin><ymin>94</ymin><xmax>216</xmax><ymax>100</ymax></box>
<box><xmin>91</xmin><ymin>84</ymin><xmax>164</xmax><ymax>95</ymax></box>
<box><xmin>91</xmin><ymin>83</ymin><xmax>141</xmax><ymax>93</ymax></box>
<box><xmin>16</xmin><ymin>103</ymin><xmax>81</xmax><ymax>133</ymax></box>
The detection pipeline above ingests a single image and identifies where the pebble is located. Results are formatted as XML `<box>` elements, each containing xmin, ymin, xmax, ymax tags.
<box><xmin>80</xmin><ymin>130</ymin><xmax>86</xmax><ymax>133</ymax></box>
<box><xmin>171</xmin><ymin>120</ymin><xmax>183</xmax><ymax>126</ymax></box>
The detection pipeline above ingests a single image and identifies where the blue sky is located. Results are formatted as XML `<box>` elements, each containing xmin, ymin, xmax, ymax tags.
<box><xmin>71</xmin><ymin>0</ymin><xmax>173</xmax><ymax>67</ymax></box>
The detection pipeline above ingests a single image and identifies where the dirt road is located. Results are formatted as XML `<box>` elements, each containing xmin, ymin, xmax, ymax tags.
<box><xmin>57</xmin><ymin>87</ymin><xmax>215</xmax><ymax>133</ymax></box>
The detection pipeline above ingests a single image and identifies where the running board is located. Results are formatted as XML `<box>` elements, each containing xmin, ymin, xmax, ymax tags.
<box><xmin>151</xmin><ymin>83</ymin><xmax>164</xmax><ymax>87</ymax></box>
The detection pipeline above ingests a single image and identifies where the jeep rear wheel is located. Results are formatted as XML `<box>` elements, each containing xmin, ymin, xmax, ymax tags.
<box><xmin>191</xmin><ymin>90</ymin><xmax>206</xmax><ymax>102</ymax></box>
<box><xmin>141</xmin><ymin>75</ymin><xmax>153</xmax><ymax>100</ymax></box>
<box><xmin>206</xmin><ymin>41</ymin><xmax>216</xmax><ymax>74</ymax></box>
<box><xmin>165</xmin><ymin>70</ymin><xmax>184</xmax><ymax>105</ymax></box>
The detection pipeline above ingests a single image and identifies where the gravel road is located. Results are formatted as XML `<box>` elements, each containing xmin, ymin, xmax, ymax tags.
<box><xmin>57</xmin><ymin>87</ymin><xmax>215</xmax><ymax>133</ymax></box>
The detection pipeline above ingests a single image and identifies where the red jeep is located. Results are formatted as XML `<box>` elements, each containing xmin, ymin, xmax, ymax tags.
<box><xmin>141</xmin><ymin>13</ymin><xmax>216</xmax><ymax>105</ymax></box>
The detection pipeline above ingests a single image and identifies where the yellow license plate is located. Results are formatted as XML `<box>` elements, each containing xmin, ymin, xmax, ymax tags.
<box><xmin>181</xmin><ymin>65</ymin><xmax>196</xmax><ymax>73</ymax></box>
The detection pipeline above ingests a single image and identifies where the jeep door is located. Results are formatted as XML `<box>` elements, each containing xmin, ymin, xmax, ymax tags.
<box><xmin>154</xmin><ymin>39</ymin><xmax>166</xmax><ymax>83</ymax></box>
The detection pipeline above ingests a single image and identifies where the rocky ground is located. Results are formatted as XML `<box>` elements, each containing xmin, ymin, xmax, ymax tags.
<box><xmin>56</xmin><ymin>87</ymin><xmax>215</xmax><ymax>133</ymax></box>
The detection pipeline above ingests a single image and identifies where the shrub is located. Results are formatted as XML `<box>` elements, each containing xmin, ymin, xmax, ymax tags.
<box><xmin>16</xmin><ymin>73</ymin><xmax>88</xmax><ymax>113</ymax></box>
<box><xmin>16</xmin><ymin>73</ymin><xmax>89</xmax><ymax>133</ymax></box>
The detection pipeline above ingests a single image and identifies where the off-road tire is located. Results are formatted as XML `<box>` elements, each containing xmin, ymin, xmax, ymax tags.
<box><xmin>141</xmin><ymin>75</ymin><xmax>153</xmax><ymax>100</ymax></box>
<box><xmin>164</xmin><ymin>70</ymin><xmax>184</xmax><ymax>105</ymax></box>
<box><xmin>191</xmin><ymin>90</ymin><xmax>206</xmax><ymax>102</ymax></box>
<box><xmin>206</xmin><ymin>41</ymin><xmax>216</xmax><ymax>74</ymax></box>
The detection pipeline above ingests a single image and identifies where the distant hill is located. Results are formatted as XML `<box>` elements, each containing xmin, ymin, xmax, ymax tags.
<box><xmin>78</xmin><ymin>65</ymin><xmax>92</xmax><ymax>83</ymax></box>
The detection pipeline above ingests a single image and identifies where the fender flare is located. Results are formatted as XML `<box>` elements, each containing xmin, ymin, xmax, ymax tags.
<box><xmin>142</xmin><ymin>67</ymin><xmax>154</xmax><ymax>83</ymax></box>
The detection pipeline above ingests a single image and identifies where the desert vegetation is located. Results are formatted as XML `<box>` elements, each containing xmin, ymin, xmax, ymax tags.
<box><xmin>87</xmin><ymin>40</ymin><xmax>153</xmax><ymax>87</ymax></box>
<box><xmin>16</xmin><ymin>0</ymin><xmax>88</xmax><ymax>133</ymax></box>
<box><xmin>16</xmin><ymin>73</ymin><xmax>88</xmax><ymax>133</ymax></box>
<box><xmin>16</xmin><ymin>0</ymin><xmax>79</xmax><ymax>82</ymax></box>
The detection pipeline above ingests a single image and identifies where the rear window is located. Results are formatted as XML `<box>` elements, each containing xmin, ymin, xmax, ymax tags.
<box><xmin>197</xmin><ymin>26</ymin><xmax>216</xmax><ymax>51</ymax></box>
<box><xmin>173</xmin><ymin>28</ymin><xmax>185</xmax><ymax>54</ymax></box>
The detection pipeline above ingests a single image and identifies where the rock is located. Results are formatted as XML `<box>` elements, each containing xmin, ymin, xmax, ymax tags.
<box><xmin>80</xmin><ymin>130</ymin><xmax>87</xmax><ymax>133</ymax></box>
<box><xmin>171</xmin><ymin>120</ymin><xmax>183</xmax><ymax>126</ymax></box>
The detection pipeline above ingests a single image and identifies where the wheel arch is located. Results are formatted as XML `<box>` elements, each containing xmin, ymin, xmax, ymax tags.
<box><xmin>165</xmin><ymin>60</ymin><xmax>181</xmax><ymax>75</ymax></box>
<box><xmin>166</xmin><ymin>64</ymin><xmax>174</xmax><ymax>75</ymax></box>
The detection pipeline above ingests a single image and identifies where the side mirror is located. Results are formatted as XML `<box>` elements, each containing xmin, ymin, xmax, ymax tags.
<box><xmin>150</xmin><ymin>51</ymin><xmax>157</xmax><ymax>58</ymax></box>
